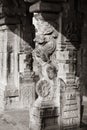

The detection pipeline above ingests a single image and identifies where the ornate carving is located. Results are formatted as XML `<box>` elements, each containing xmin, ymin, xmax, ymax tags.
<box><xmin>33</xmin><ymin>20</ymin><xmax>58</xmax><ymax>63</ymax></box>
<box><xmin>35</xmin><ymin>40</ymin><xmax>56</xmax><ymax>62</ymax></box>
<box><xmin>36</xmin><ymin>79</ymin><xmax>51</xmax><ymax>98</ymax></box>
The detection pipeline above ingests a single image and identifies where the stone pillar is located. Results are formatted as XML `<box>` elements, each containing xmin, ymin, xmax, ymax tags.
<box><xmin>60</xmin><ymin>1</ymin><xmax>82</xmax><ymax>128</ymax></box>
<box><xmin>29</xmin><ymin>0</ymin><xmax>82</xmax><ymax>130</ymax></box>
<box><xmin>0</xmin><ymin>26</ymin><xmax>7</xmax><ymax>113</ymax></box>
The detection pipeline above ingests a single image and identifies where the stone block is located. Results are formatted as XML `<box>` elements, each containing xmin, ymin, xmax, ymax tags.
<box><xmin>29</xmin><ymin>99</ymin><xmax>60</xmax><ymax>130</ymax></box>
<box><xmin>29</xmin><ymin>1</ymin><xmax>62</xmax><ymax>13</ymax></box>
<box><xmin>25</xmin><ymin>0</ymin><xmax>67</xmax><ymax>3</ymax></box>
<box><xmin>0</xmin><ymin>17</ymin><xmax>20</xmax><ymax>25</ymax></box>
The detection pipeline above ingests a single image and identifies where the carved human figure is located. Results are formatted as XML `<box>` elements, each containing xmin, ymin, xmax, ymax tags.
<box><xmin>46</xmin><ymin>64</ymin><xmax>66</xmax><ymax>106</ymax></box>
<box><xmin>46</xmin><ymin>64</ymin><xmax>66</xmax><ymax>90</ymax></box>
<box><xmin>46</xmin><ymin>64</ymin><xmax>58</xmax><ymax>80</ymax></box>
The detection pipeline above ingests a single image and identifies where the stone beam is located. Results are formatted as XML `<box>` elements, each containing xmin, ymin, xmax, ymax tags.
<box><xmin>29</xmin><ymin>1</ymin><xmax>62</xmax><ymax>13</ymax></box>
<box><xmin>24</xmin><ymin>0</ymin><xmax>67</xmax><ymax>3</ymax></box>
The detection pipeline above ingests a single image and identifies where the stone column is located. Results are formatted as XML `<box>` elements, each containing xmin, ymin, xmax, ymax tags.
<box><xmin>29</xmin><ymin>0</ymin><xmax>82</xmax><ymax>130</ymax></box>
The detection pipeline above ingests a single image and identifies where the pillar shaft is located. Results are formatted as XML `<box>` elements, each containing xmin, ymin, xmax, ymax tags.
<box><xmin>0</xmin><ymin>26</ymin><xmax>7</xmax><ymax>112</ymax></box>
<box><xmin>29</xmin><ymin>0</ymin><xmax>81</xmax><ymax>130</ymax></box>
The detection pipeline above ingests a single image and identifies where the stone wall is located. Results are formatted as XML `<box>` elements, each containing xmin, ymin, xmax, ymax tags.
<box><xmin>80</xmin><ymin>0</ymin><xmax>87</xmax><ymax>96</ymax></box>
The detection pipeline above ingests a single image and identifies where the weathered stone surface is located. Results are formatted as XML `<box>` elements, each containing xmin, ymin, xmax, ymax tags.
<box><xmin>29</xmin><ymin>1</ymin><xmax>62</xmax><ymax>13</ymax></box>
<box><xmin>0</xmin><ymin>83</ymin><xmax>5</xmax><ymax>113</ymax></box>
<box><xmin>61</xmin><ymin>89</ymin><xmax>80</xmax><ymax>129</ymax></box>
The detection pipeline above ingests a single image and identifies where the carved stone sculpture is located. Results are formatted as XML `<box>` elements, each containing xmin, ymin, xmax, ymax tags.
<box><xmin>29</xmin><ymin>0</ymin><xmax>81</xmax><ymax>130</ymax></box>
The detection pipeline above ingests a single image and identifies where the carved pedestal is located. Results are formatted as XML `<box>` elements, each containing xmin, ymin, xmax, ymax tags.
<box><xmin>29</xmin><ymin>78</ymin><xmax>62</xmax><ymax>130</ymax></box>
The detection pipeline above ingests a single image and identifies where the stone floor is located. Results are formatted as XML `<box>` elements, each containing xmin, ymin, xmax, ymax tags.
<box><xmin>0</xmin><ymin>109</ymin><xmax>29</xmax><ymax>130</ymax></box>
